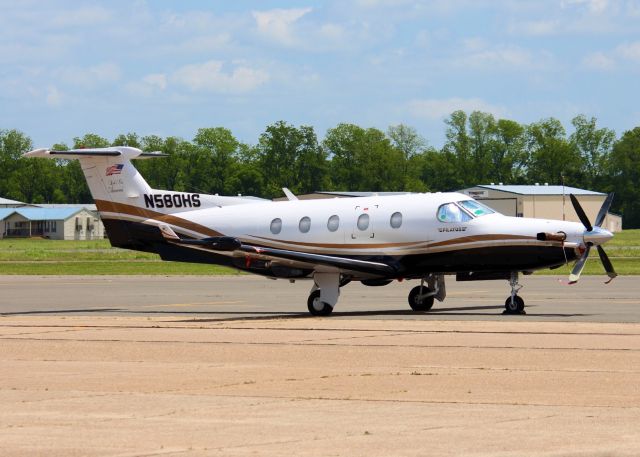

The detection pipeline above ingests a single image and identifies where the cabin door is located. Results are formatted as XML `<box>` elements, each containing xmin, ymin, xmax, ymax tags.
<box><xmin>351</xmin><ymin>204</ymin><xmax>377</xmax><ymax>240</ymax></box>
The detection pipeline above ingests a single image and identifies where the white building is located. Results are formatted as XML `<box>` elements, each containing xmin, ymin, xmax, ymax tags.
<box><xmin>0</xmin><ymin>207</ymin><xmax>104</xmax><ymax>240</ymax></box>
<box><xmin>459</xmin><ymin>184</ymin><xmax>622</xmax><ymax>232</ymax></box>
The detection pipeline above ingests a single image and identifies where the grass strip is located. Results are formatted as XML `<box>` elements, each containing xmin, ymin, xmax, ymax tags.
<box><xmin>0</xmin><ymin>261</ymin><xmax>240</xmax><ymax>275</ymax></box>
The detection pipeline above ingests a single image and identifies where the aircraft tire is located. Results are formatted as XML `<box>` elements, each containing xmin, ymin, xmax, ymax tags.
<box><xmin>307</xmin><ymin>290</ymin><xmax>334</xmax><ymax>316</ymax></box>
<box><xmin>504</xmin><ymin>296</ymin><xmax>525</xmax><ymax>314</ymax></box>
<box><xmin>408</xmin><ymin>285</ymin><xmax>435</xmax><ymax>311</ymax></box>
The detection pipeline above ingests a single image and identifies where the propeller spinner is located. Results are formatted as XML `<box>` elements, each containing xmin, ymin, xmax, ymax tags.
<box><xmin>568</xmin><ymin>193</ymin><xmax>617</xmax><ymax>284</ymax></box>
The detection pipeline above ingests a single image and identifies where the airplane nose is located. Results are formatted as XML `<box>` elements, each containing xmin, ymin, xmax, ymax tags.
<box><xmin>583</xmin><ymin>226</ymin><xmax>614</xmax><ymax>246</ymax></box>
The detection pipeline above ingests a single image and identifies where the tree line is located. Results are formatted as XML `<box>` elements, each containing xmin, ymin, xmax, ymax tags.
<box><xmin>1</xmin><ymin>111</ymin><xmax>639</xmax><ymax>227</ymax></box>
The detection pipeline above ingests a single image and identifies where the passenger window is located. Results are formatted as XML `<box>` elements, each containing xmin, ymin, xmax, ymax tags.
<box><xmin>437</xmin><ymin>203</ymin><xmax>472</xmax><ymax>223</ymax></box>
<box><xmin>390</xmin><ymin>212</ymin><xmax>402</xmax><ymax>229</ymax></box>
<box><xmin>270</xmin><ymin>218</ymin><xmax>282</xmax><ymax>234</ymax></box>
<box><xmin>299</xmin><ymin>216</ymin><xmax>311</xmax><ymax>233</ymax></box>
<box><xmin>357</xmin><ymin>213</ymin><xmax>370</xmax><ymax>231</ymax></box>
<box><xmin>327</xmin><ymin>215</ymin><xmax>340</xmax><ymax>232</ymax></box>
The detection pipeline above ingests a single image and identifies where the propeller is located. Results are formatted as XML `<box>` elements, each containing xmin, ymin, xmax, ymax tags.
<box><xmin>568</xmin><ymin>193</ymin><xmax>617</xmax><ymax>284</ymax></box>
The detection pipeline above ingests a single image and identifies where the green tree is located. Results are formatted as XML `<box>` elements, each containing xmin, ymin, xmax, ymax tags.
<box><xmin>570</xmin><ymin>115</ymin><xmax>615</xmax><ymax>190</ymax></box>
<box><xmin>194</xmin><ymin>127</ymin><xmax>239</xmax><ymax>194</ymax></box>
<box><xmin>387</xmin><ymin>124</ymin><xmax>427</xmax><ymax>190</ymax></box>
<box><xmin>324</xmin><ymin>123</ymin><xmax>403</xmax><ymax>191</ymax></box>
<box><xmin>258</xmin><ymin>121</ymin><xmax>328</xmax><ymax>197</ymax></box>
<box><xmin>607</xmin><ymin>127</ymin><xmax>640</xmax><ymax>228</ymax></box>
<box><xmin>112</xmin><ymin>132</ymin><xmax>141</xmax><ymax>148</ymax></box>
<box><xmin>0</xmin><ymin>129</ymin><xmax>33</xmax><ymax>199</ymax></box>
<box><xmin>525</xmin><ymin>118</ymin><xmax>581</xmax><ymax>185</ymax></box>
<box><xmin>442</xmin><ymin>110</ymin><xmax>471</xmax><ymax>188</ymax></box>
<box><xmin>468</xmin><ymin>111</ymin><xmax>496</xmax><ymax>184</ymax></box>
<box><xmin>73</xmin><ymin>133</ymin><xmax>110</xmax><ymax>149</ymax></box>
<box><xmin>490</xmin><ymin>119</ymin><xmax>528</xmax><ymax>184</ymax></box>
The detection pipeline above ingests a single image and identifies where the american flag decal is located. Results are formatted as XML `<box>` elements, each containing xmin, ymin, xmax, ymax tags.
<box><xmin>106</xmin><ymin>164</ymin><xmax>124</xmax><ymax>176</ymax></box>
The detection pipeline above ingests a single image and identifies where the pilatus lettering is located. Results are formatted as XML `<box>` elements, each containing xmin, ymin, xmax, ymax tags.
<box><xmin>439</xmin><ymin>227</ymin><xmax>468</xmax><ymax>232</ymax></box>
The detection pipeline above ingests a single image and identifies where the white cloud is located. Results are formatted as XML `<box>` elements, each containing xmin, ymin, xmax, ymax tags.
<box><xmin>407</xmin><ymin>98</ymin><xmax>507</xmax><ymax>120</ymax></box>
<box><xmin>582</xmin><ymin>51</ymin><xmax>615</xmax><ymax>70</ymax></box>
<box><xmin>561</xmin><ymin>0</ymin><xmax>611</xmax><ymax>14</ymax></box>
<box><xmin>509</xmin><ymin>19</ymin><xmax>560</xmax><ymax>36</ymax></box>
<box><xmin>50</xmin><ymin>6</ymin><xmax>112</xmax><ymax>27</ymax></box>
<box><xmin>252</xmin><ymin>7</ymin><xmax>312</xmax><ymax>46</ymax></box>
<box><xmin>172</xmin><ymin>60</ymin><xmax>269</xmax><ymax>93</ymax></box>
<box><xmin>451</xmin><ymin>44</ymin><xmax>541</xmax><ymax>70</ymax></box>
<box><xmin>616</xmin><ymin>41</ymin><xmax>640</xmax><ymax>61</ymax></box>
<box><xmin>125</xmin><ymin>73</ymin><xmax>167</xmax><ymax>97</ymax></box>
<box><xmin>45</xmin><ymin>85</ymin><xmax>62</xmax><ymax>106</ymax></box>
<box><xmin>56</xmin><ymin>62</ymin><xmax>122</xmax><ymax>88</ymax></box>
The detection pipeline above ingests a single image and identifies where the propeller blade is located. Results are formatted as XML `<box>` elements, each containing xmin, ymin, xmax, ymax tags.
<box><xmin>594</xmin><ymin>193</ymin><xmax>615</xmax><ymax>228</ymax></box>
<box><xmin>570</xmin><ymin>194</ymin><xmax>592</xmax><ymax>231</ymax></box>
<box><xmin>569</xmin><ymin>245</ymin><xmax>591</xmax><ymax>284</ymax></box>
<box><xmin>597</xmin><ymin>245</ymin><xmax>618</xmax><ymax>283</ymax></box>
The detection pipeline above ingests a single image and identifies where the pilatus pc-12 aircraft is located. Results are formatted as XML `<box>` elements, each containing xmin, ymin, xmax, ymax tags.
<box><xmin>26</xmin><ymin>146</ymin><xmax>617</xmax><ymax>316</ymax></box>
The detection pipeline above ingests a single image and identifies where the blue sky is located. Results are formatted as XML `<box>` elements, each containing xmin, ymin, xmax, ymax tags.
<box><xmin>1</xmin><ymin>0</ymin><xmax>639</xmax><ymax>148</ymax></box>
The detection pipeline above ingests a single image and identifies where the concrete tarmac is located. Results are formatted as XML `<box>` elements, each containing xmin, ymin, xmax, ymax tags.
<box><xmin>0</xmin><ymin>275</ymin><xmax>638</xmax><ymax>322</ymax></box>
<box><xmin>1</xmin><ymin>275</ymin><xmax>640</xmax><ymax>456</ymax></box>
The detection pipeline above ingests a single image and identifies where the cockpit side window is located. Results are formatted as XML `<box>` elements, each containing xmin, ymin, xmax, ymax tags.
<box><xmin>458</xmin><ymin>200</ymin><xmax>495</xmax><ymax>217</ymax></box>
<box><xmin>437</xmin><ymin>203</ymin><xmax>472</xmax><ymax>223</ymax></box>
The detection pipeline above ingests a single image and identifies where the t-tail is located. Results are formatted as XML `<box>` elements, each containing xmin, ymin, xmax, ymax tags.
<box><xmin>24</xmin><ymin>147</ymin><xmax>257</xmax><ymax>250</ymax></box>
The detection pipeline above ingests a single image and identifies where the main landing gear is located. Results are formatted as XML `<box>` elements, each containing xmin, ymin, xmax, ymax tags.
<box><xmin>504</xmin><ymin>272</ymin><xmax>525</xmax><ymax>314</ymax></box>
<box><xmin>408</xmin><ymin>274</ymin><xmax>446</xmax><ymax>312</ymax></box>
<box><xmin>307</xmin><ymin>272</ymin><xmax>344</xmax><ymax>316</ymax></box>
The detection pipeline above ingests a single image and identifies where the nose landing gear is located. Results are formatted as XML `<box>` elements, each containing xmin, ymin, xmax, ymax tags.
<box><xmin>503</xmin><ymin>272</ymin><xmax>525</xmax><ymax>314</ymax></box>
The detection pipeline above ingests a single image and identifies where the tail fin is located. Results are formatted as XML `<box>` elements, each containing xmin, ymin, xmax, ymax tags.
<box><xmin>25</xmin><ymin>147</ymin><xmax>208</xmax><ymax>249</ymax></box>
<box><xmin>25</xmin><ymin>146</ymin><xmax>266</xmax><ymax>249</ymax></box>
<box><xmin>24</xmin><ymin>147</ymin><xmax>162</xmax><ymax>209</ymax></box>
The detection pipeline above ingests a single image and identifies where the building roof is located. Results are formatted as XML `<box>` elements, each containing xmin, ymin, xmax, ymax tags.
<box><xmin>0</xmin><ymin>197</ymin><xmax>26</xmax><ymax>206</ymax></box>
<box><xmin>315</xmin><ymin>191</ymin><xmax>414</xmax><ymax>197</ymax></box>
<box><xmin>36</xmin><ymin>203</ymin><xmax>98</xmax><ymax>212</ymax></box>
<box><xmin>473</xmin><ymin>184</ymin><xmax>606</xmax><ymax>196</ymax></box>
<box><xmin>0</xmin><ymin>207</ymin><xmax>86</xmax><ymax>221</ymax></box>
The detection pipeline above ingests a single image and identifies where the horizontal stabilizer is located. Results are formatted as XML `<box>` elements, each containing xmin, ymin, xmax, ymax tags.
<box><xmin>24</xmin><ymin>147</ymin><xmax>165</xmax><ymax>160</ymax></box>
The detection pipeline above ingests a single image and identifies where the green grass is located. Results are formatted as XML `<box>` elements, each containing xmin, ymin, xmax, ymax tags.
<box><xmin>535</xmin><ymin>258</ymin><xmax>640</xmax><ymax>276</ymax></box>
<box><xmin>0</xmin><ymin>261</ymin><xmax>237</xmax><ymax>275</ymax></box>
<box><xmin>0</xmin><ymin>239</ymin><xmax>238</xmax><ymax>275</ymax></box>
<box><xmin>0</xmin><ymin>230</ymin><xmax>638</xmax><ymax>275</ymax></box>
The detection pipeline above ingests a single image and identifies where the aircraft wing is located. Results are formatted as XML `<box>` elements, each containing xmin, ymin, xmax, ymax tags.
<box><xmin>157</xmin><ymin>225</ymin><xmax>397</xmax><ymax>276</ymax></box>
<box><xmin>237</xmin><ymin>244</ymin><xmax>397</xmax><ymax>276</ymax></box>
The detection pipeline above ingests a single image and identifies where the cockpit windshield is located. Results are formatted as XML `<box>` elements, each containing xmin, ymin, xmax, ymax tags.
<box><xmin>437</xmin><ymin>203</ymin><xmax>472</xmax><ymax>223</ymax></box>
<box><xmin>458</xmin><ymin>200</ymin><xmax>495</xmax><ymax>217</ymax></box>
<box><xmin>437</xmin><ymin>200</ymin><xmax>496</xmax><ymax>223</ymax></box>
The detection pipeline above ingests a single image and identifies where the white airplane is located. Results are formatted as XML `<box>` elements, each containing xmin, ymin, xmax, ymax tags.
<box><xmin>25</xmin><ymin>146</ymin><xmax>617</xmax><ymax>316</ymax></box>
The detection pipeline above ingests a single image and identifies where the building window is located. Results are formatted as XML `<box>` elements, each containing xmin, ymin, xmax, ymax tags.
<box><xmin>357</xmin><ymin>213</ymin><xmax>370</xmax><ymax>231</ymax></box>
<box><xmin>390</xmin><ymin>212</ymin><xmax>402</xmax><ymax>229</ymax></box>
<box><xmin>270</xmin><ymin>218</ymin><xmax>282</xmax><ymax>235</ymax></box>
<box><xmin>327</xmin><ymin>215</ymin><xmax>340</xmax><ymax>232</ymax></box>
<box><xmin>299</xmin><ymin>216</ymin><xmax>311</xmax><ymax>233</ymax></box>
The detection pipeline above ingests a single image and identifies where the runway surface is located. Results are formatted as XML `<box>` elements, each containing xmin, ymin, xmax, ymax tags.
<box><xmin>0</xmin><ymin>275</ymin><xmax>638</xmax><ymax>322</ymax></box>
<box><xmin>1</xmin><ymin>275</ymin><xmax>639</xmax><ymax>456</ymax></box>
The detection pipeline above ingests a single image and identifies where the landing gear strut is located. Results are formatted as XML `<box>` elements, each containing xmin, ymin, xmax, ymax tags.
<box><xmin>307</xmin><ymin>273</ymin><xmax>342</xmax><ymax>316</ymax></box>
<box><xmin>503</xmin><ymin>272</ymin><xmax>525</xmax><ymax>314</ymax></box>
<box><xmin>408</xmin><ymin>274</ymin><xmax>446</xmax><ymax>312</ymax></box>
